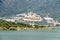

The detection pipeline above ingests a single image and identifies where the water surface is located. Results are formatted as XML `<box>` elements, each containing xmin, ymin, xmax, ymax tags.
<box><xmin>0</xmin><ymin>28</ymin><xmax>60</xmax><ymax>40</ymax></box>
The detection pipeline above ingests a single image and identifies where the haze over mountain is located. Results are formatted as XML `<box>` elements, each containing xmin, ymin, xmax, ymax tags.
<box><xmin>0</xmin><ymin>0</ymin><xmax>60</xmax><ymax>20</ymax></box>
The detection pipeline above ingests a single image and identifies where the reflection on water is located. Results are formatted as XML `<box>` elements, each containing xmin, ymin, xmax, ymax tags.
<box><xmin>0</xmin><ymin>28</ymin><xmax>60</xmax><ymax>40</ymax></box>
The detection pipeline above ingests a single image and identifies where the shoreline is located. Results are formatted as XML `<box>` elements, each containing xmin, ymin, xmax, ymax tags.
<box><xmin>0</xmin><ymin>26</ymin><xmax>59</xmax><ymax>30</ymax></box>
<box><xmin>0</xmin><ymin>20</ymin><xmax>59</xmax><ymax>30</ymax></box>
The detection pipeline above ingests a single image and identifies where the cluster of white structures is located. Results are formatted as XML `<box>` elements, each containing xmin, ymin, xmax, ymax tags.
<box><xmin>2</xmin><ymin>12</ymin><xmax>43</xmax><ymax>22</ymax></box>
<box><xmin>44</xmin><ymin>16</ymin><xmax>60</xmax><ymax>26</ymax></box>
<box><xmin>0</xmin><ymin>12</ymin><xmax>60</xmax><ymax>26</ymax></box>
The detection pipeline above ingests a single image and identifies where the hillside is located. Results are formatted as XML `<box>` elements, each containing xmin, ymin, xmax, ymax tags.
<box><xmin>0</xmin><ymin>0</ymin><xmax>60</xmax><ymax>20</ymax></box>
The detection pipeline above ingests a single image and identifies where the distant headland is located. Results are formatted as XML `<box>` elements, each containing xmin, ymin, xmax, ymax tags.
<box><xmin>0</xmin><ymin>12</ymin><xmax>60</xmax><ymax>30</ymax></box>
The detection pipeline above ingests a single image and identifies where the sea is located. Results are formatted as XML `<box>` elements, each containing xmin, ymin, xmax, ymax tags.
<box><xmin>0</xmin><ymin>28</ymin><xmax>60</xmax><ymax>40</ymax></box>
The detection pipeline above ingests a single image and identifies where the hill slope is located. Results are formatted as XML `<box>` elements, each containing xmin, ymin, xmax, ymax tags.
<box><xmin>0</xmin><ymin>0</ymin><xmax>60</xmax><ymax>20</ymax></box>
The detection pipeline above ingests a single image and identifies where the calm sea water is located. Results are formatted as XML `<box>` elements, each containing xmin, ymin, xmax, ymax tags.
<box><xmin>0</xmin><ymin>28</ymin><xmax>60</xmax><ymax>40</ymax></box>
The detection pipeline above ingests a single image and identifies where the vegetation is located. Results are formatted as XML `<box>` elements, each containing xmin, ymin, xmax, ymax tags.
<box><xmin>0</xmin><ymin>20</ymin><xmax>57</xmax><ymax>30</ymax></box>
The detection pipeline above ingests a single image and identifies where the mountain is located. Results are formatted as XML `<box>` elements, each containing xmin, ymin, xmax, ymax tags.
<box><xmin>0</xmin><ymin>0</ymin><xmax>60</xmax><ymax>20</ymax></box>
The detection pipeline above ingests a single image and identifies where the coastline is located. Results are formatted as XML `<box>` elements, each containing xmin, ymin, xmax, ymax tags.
<box><xmin>0</xmin><ymin>26</ymin><xmax>58</xmax><ymax>30</ymax></box>
<box><xmin>0</xmin><ymin>20</ymin><xmax>59</xmax><ymax>30</ymax></box>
